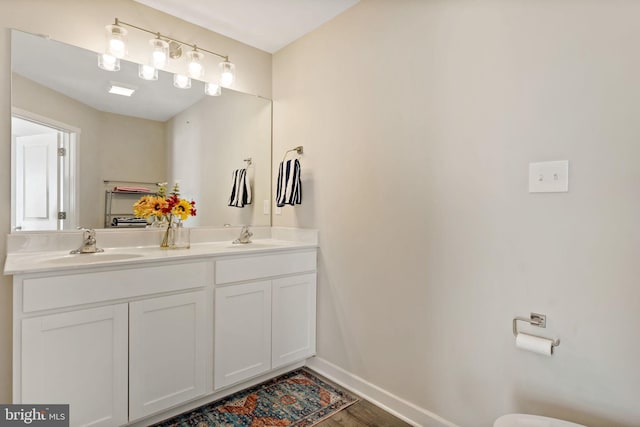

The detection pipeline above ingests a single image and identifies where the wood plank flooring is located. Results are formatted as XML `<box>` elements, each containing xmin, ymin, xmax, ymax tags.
<box><xmin>316</xmin><ymin>399</ymin><xmax>411</xmax><ymax>427</ymax></box>
<box><xmin>309</xmin><ymin>369</ymin><xmax>411</xmax><ymax>427</ymax></box>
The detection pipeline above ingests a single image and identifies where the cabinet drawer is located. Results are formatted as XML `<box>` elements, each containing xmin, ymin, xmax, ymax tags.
<box><xmin>22</xmin><ymin>261</ymin><xmax>212</xmax><ymax>313</ymax></box>
<box><xmin>215</xmin><ymin>250</ymin><xmax>316</xmax><ymax>284</ymax></box>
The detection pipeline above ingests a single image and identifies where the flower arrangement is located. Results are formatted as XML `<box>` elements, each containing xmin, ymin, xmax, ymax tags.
<box><xmin>133</xmin><ymin>182</ymin><xmax>196</xmax><ymax>247</ymax></box>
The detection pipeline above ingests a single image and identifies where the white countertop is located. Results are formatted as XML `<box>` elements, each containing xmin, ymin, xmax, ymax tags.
<box><xmin>4</xmin><ymin>238</ymin><xmax>317</xmax><ymax>275</ymax></box>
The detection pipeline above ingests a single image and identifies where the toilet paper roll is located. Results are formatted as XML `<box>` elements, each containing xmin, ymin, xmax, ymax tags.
<box><xmin>515</xmin><ymin>332</ymin><xmax>553</xmax><ymax>356</ymax></box>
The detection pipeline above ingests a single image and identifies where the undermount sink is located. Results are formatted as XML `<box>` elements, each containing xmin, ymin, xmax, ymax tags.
<box><xmin>48</xmin><ymin>252</ymin><xmax>144</xmax><ymax>265</ymax></box>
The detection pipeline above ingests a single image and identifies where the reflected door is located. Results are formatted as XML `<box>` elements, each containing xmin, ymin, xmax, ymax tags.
<box><xmin>12</xmin><ymin>115</ymin><xmax>76</xmax><ymax>231</ymax></box>
<box><xmin>15</xmin><ymin>133</ymin><xmax>59</xmax><ymax>231</ymax></box>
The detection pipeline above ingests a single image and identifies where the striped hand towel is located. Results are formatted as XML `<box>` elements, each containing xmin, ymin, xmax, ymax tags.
<box><xmin>229</xmin><ymin>168</ymin><xmax>252</xmax><ymax>207</ymax></box>
<box><xmin>276</xmin><ymin>159</ymin><xmax>302</xmax><ymax>207</ymax></box>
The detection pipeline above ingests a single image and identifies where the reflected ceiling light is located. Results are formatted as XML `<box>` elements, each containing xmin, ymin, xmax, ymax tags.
<box><xmin>138</xmin><ymin>64</ymin><xmax>158</xmax><ymax>81</ymax></box>
<box><xmin>187</xmin><ymin>48</ymin><xmax>204</xmax><ymax>79</ymax></box>
<box><xmin>149</xmin><ymin>36</ymin><xmax>169</xmax><ymax>69</ymax></box>
<box><xmin>98</xmin><ymin>53</ymin><xmax>120</xmax><ymax>71</ymax></box>
<box><xmin>108</xmin><ymin>82</ymin><xmax>136</xmax><ymax>97</ymax></box>
<box><xmin>219</xmin><ymin>61</ymin><xmax>235</xmax><ymax>87</ymax></box>
<box><xmin>105</xmin><ymin>21</ymin><xmax>127</xmax><ymax>58</ymax></box>
<box><xmin>205</xmin><ymin>82</ymin><xmax>221</xmax><ymax>96</ymax></box>
<box><xmin>99</xmin><ymin>18</ymin><xmax>235</xmax><ymax>89</ymax></box>
<box><xmin>173</xmin><ymin>74</ymin><xmax>191</xmax><ymax>89</ymax></box>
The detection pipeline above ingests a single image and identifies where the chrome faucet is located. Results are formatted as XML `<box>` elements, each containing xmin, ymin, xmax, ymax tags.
<box><xmin>233</xmin><ymin>225</ymin><xmax>253</xmax><ymax>244</ymax></box>
<box><xmin>70</xmin><ymin>228</ymin><xmax>104</xmax><ymax>254</ymax></box>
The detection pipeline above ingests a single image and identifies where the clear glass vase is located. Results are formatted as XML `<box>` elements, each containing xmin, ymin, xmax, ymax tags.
<box><xmin>169</xmin><ymin>223</ymin><xmax>190</xmax><ymax>249</ymax></box>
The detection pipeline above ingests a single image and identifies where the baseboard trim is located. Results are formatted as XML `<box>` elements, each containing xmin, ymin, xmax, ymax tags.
<box><xmin>305</xmin><ymin>357</ymin><xmax>459</xmax><ymax>427</ymax></box>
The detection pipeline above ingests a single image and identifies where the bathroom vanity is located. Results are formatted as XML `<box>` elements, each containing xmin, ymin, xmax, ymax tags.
<box><xmin>5</xmin><ymin>227</ymin><xmax>317</xmax><ymax>426</ymax></box>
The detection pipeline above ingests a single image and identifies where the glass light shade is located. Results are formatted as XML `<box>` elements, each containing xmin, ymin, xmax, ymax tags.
<box><xmin>204</xmin><ymin>82</ymin><xmax>221</xmax><ymax>96</ymax></box>
<box><xmin>149</xmin><ymin>38</ymin><xmax>169</xmax><ymax>69</ymax></box>
<box><xmin>98</xmin><ymin>53</ymin><xmax>120</xmax><ymax>71</ymax></box>
<box><xmin>187</xmin><ymin>49</ymin><xmax>205</xmax><ymax>79</ymax></box>
<box><xmin>173</xmin><ymin>74</ymin><xmax>191</xmax><ymax>89</ymax></box>
<box><xmin>138</xmin><ymin>64</ymin><xmax>158</xmax><ymax>81</ymax></box>
<box><xmin>105</xmin><ymin>24</ymin><xmax>127</xmax><ymax>58</ymax></box>
<box><xmin>219</xmin><ymin>61</ymin><xmax>235</xmax><ymax>87</ymax></box>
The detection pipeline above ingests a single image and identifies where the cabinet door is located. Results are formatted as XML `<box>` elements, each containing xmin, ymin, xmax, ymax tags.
<box><xmin>129</xmin><ymin>290</ymin><xmax>209</xmax><ymax>420</ymax></box>
<box><xmin>21</xmin><ymin>304</ymin><xmax>128</xmax><ymax>427</ymax></box>
<box><xmin>214</xmin><ymin>281</ymin><xmax>271</xmax><ymax>389</ymax></box>
<box><xmin>272</xmin><ymin>274</ymin><xmax>317</xmax><ymax>369</ymax></box>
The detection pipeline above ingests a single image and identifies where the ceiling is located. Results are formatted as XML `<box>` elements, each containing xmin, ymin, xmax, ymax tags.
<box><xmin>13</xmin><ymin>30</ymin><xmax>208</xmax><ymax>122</ymax></box>
<box><xmin>133</xmin><ymin>0</ymin><xmax>360</xmax><ymax>53</ymax></box>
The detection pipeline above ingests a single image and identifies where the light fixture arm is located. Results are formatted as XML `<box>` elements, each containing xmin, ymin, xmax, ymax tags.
<box><xmin>114</xmin><ymin>18</ymin><xmax>229</xmax><ymax>62</ymax></box>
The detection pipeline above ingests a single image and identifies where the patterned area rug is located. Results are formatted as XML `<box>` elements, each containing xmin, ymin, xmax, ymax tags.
<box><xmin>152</xmin><ymin>368</ymin><xmax>359</xmax><ymax>427</ymax></box>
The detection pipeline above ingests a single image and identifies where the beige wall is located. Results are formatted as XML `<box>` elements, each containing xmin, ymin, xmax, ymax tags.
<box><xmin>0</xmin><ymin>0</ymin><xmax>271</xmax><ymax>403</ymax></box>
<box><xmin>273</xmin><ymin>1</ymin><xmax>640</xmax><ymax>426</ymax></box>
<box><xmin>167</xmin><ymin>91</ymin><xmax>271</xmax><ymax>227</ymax></box>
<box><xmin>12</xmin><ymin>74</ymin><xmax>166</xmax><ymax>228</ymax></box>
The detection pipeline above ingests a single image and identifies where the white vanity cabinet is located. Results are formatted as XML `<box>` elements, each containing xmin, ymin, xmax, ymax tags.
<box><xmin>271</xmin><ymin>273</ymin><xmax>317</xmax><ymax>369</ymax></box>
<box><xmin>214</xmin><ymin>281</ymin><xmax>272</xmax><ymax>388</ymax></box>
<box><xmin>12</xmin><ymin>260</ymin><xmax>213</xmax><ymax>427</ymax></box>
<box><xmin>214</xmin><ymin>249</ymin><xmax>317</xmax><ymax>390</ymax></box>
<box><xmin>9</xmin><ymin>242</ymin><xmax>317</xmax><ymax>427</ymax></box>
<box><xmin>21</xmin><ymin>304</ymin><xmax>129</xmax><ymax>427</ymax></box>
<box><xmin>129</xmin><ymin>290</ymin><xmax>210</xmax><ymax>421</ymax></box>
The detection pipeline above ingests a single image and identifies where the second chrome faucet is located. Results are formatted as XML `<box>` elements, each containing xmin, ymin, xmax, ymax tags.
<box><xmin>70</xmin><ymin>228</ymin><xmax>104</xmax><ymax>254</ymax></box>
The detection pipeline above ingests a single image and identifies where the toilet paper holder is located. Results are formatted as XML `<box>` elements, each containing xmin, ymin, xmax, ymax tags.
<box><xmin>513</xmin><ymin>313</ymin><xmax>560</xmax><ymax>347</ymax></box>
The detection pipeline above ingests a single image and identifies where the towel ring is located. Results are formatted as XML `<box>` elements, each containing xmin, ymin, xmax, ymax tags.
<box><xmin>282</xmin><ymin>146</ymin><xmax>303</xmax><ymax>163</ymax></box>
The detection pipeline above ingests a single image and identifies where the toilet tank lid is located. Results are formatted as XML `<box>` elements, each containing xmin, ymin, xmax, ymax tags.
<box><xmin>494</xmin><ymin>414</ymin><xmax>586</xmax><ymax>427</ymax></box>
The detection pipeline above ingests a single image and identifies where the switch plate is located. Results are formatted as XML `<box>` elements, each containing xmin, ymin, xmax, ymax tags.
<box><xmin>275</xmin><ymin>206</ymin><xmax>282</xmax><ymax>215</ymax></box>
<box><xmin>263</xmin><ymin>200</ymin><xmax>270</xmax><ymax>215</ymax></box>
<box><xmin>529</xmin><ymin>160</ymin><xmax>569</xmax><ymax>193</ymax></box>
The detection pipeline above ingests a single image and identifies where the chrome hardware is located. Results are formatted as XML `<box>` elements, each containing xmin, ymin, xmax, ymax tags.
<box><xmin>70</xmin><ymin>228</ymin><xmax>104</xmax><ymax>254</ymax></box>
<box><xmin>232</xmin><ymin>225</ymin><xmax>253</xmax><ymax>244</ymax></box>
<box><xmin>513</xmin><ymin>312</ymin><xmax>560</xmax><ymax>347</ymax></box>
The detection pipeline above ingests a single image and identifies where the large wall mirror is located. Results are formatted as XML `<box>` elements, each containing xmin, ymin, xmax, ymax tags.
<box><xmin>10</xmin><ymin>29</ymin><xmax>272</xmax><ymax>232</ymax></box>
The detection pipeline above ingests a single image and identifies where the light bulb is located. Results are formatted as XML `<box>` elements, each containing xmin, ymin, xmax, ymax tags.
<box><xmin>138</xmin><ymin>64</ymin><xmax>158</xmax><ymax>81</ymax></box>
<box><xmin>187</xmin><ymin>49</ymin><xmax>204</xmax><ymax>79</ymax></box>
<box><xmin>205</xmin><ymin>82</ymin><xmax>221</xmax><ymax>96</ymax></box>
<box><xmin>219</xmin><ymin>61</ymin><xmax>235</xmax><ymax>87</ymax></box>
<box><xmin>105</xmin><ymin>24</ymin><xmax>127</xmax><ymax>58</ymax></box>
<box><xmin>173</xmin><ymin>74</ymin><xmax>191</xmax><ymax>89</ymax></box>
<box><xmin>149</xmin><ymin>38</ymin><xmax>169</xmax><ymax>69</ymax></box>
<box><xmin>98</xmin><ymin>53</ymin><xmax>120</xmax><ymax>71</ymax></box>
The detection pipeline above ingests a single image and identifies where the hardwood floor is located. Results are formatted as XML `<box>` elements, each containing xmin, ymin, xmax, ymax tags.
<box><xmin>316</xmin><ymin>399</ymin><xmax>411</xmax><ymax>427</ymax></box>
<box><xmin>308</xmin><ymin>369</ymin><xmax>411</xmax><ymax>427</ymax></box>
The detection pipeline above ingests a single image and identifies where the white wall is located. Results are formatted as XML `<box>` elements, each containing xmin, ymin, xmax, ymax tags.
<box><xmin>0</xmin><ymin>0</ymin><xmax>271</xmax><ymax>403</ymax></box>
<box><xmin>273</xmin><ymin>1</ymin><xmax>640</xmax><ymax>426</ymax></box>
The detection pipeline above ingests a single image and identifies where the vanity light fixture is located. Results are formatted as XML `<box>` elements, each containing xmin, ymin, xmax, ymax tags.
<box><xmin>173</xmin><ymin>74</ymin><xmax>191</xmax><ymax>89</ymax></box>
<box><xmin>105</xmin><ymin>22</ymin><xmax>127</xmax><ymax>58</ymax></box>
<box><xmin>138</xmin><ymin>64</ymin><xmax>158</xmax><ymax>81</ymax></box>
<box><xmin>186</xmin><ymin>48</ymin><xmax>204</xmax><ymax>79</ymax></box>
<box><xmin>205</xmin><ymin>82</ymin><xmax>221</xmax><ymax>96</ymax></box>
<box><xmin>219</xmin><ymin>61</ymin><xmax>235</xmax><ymax>87</ymax></box>
<box><xmin>99</xmin><ymin>18</ymin><xmax>235</xmax><ymax>89</ymax></box>
<box><xmin>98</xmin><ymin>53</ymin><xmax>120</xmax><ymax>71</ymax></box>
<box><xmin>149</xmin><ymin>36</ymin><xmax>169</xmax><ymax>69</ymax></box>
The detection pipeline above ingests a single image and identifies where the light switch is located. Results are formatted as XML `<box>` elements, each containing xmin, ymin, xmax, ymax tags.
<box><xmin>263</xmin><ymin>200</ymin><xmax>270</xmax><ymax>215</ymax></box>
<box><xmin>528</xmin><ymin>161</ymin><xmax>569</xmax><ymax>193</ymax></box>
<box><xmin>275</xmin><ymin>206</ymin><xmax>282</xmax><ymax>215</ymax></box>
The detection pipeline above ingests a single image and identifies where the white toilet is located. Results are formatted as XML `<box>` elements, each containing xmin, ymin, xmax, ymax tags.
<box><xmin>495</xmin><ymin>414</ymin><xmax>587</xmax><ymax>427</ymax></box>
